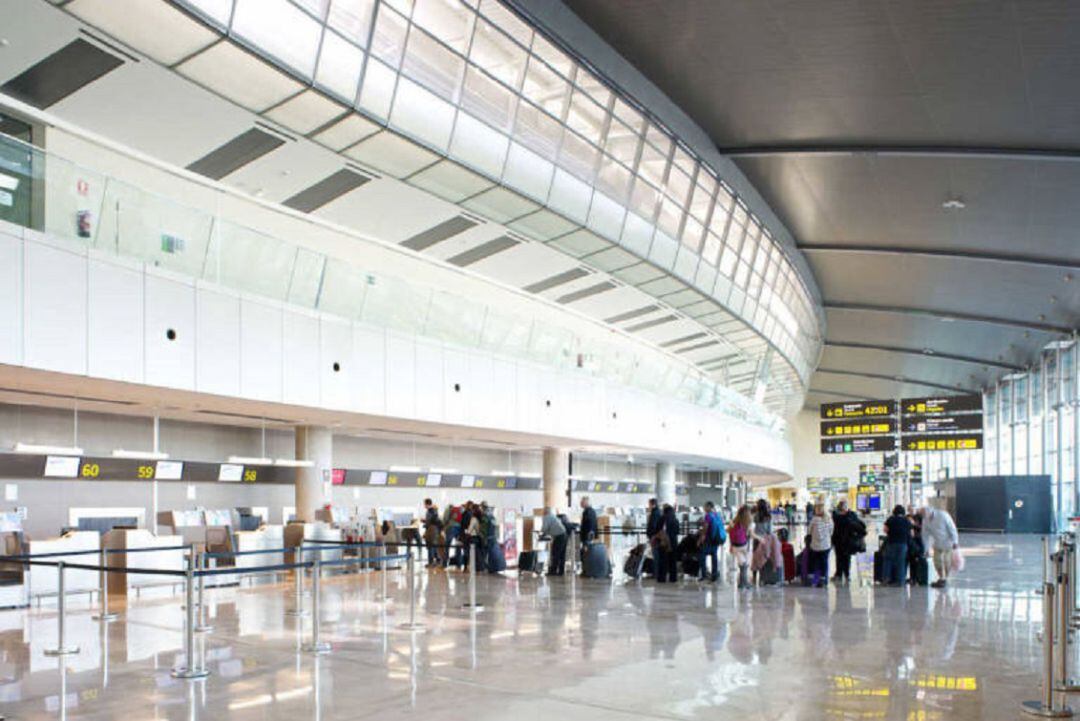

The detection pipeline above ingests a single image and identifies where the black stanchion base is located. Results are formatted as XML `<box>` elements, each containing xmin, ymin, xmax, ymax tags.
<box><xmin>301</xmin><ymin>642</ymin><xmax>331</xmax><ymax>654</ymax></box>
<box><xmin>170</xmin><ymin>667</ymin><xmax>210</xmax><ymax>680</ymax></box>
<box><xmin>396</xmin><ymin>622</ymin><xmax>427</xmax><ymax>632</ymax></box>
<box><xmin>92</xmin><ymin>612</ymin><xmax>119</xmax><ymax>622</ymax></box>
<box><xmin>1022</xmin><ymin>700</ymin><xmax>1073</xmax><ymax>718</ymax></box>
<box><xmin>44</xmin><ymin>646</ymin><xmax>79</xmax><ymax>657</ymax></box>
<box><xmin>460</xmin><ymin>603</ymin><xmax>485</xmax><ymax>612</ymax></box>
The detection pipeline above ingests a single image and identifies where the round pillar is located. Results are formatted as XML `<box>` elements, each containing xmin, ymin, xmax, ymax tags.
<box><xmin>542</xmin><ymin>448</ymin><xmax>569</xmax><ymax>511</ymax></box>
<box><xmin>295</xmin><ymin>426</ymin><xmax>333</xmax><ymax>522</ymax></box>
<box><xmin>656</xmin><ymin>462</ymin><xmax>676</xmax><ymax>506</ymax></box>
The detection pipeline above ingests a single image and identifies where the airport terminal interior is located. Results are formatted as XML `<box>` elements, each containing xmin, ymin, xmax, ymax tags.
<box><xmin>0</xmin><ymin>1</ymin><xmax>1078</xmax><ymax>719</ymax></box>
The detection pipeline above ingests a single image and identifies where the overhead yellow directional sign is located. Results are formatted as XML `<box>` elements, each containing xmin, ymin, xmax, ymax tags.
<box><xmin>820</xmin><ymin>419</ymin><xmax>896</xmax><ymax>437</ymax></box>
<box><xmin>820</xmin><ymin>400</ymin><xmax>897</xmax><ymax>420</ymax></box>
<box><xmin>903</xmin><ymin>434</ymin><xmax>983</xmax><ymax>451</ymax></box>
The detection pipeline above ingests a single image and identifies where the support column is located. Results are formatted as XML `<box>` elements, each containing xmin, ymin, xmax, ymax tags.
<box><xmin>542</xmin><ymin>448</ymin><xmax>569</xmax><ymax>511</ymax></box>
<box><xmin>656</xmin><ymin>462</ymin><xmax>676</xmax><ymax>506</ymax></box>
<box><xmin>295</xmin><ymin>426</ymin><xmax>333</xmax><ymax>522</ymax></box>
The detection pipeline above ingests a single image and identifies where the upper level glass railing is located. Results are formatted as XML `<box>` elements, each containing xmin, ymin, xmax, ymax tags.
<box><xmin>0</xmin><ymin>130</ymin><xmax>785</xmax><ymax>433</ymax></box>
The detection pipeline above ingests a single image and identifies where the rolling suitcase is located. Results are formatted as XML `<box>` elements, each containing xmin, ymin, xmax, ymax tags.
<box><xmin>584</xmin><ymin>542</ymin><xmax>611</xmax><ymax>578</ymax></box>
<box><xmin>781</xmin><ymin>543</ymin><xmax>796</xmax><ymax>583</ymax></box>
<box><xmin>759</xmin><ymin>560</ymin><xmax>782</xmax><ymax>586</ymax></box>
<box><xmin>518</xmin><ymin>551</ymin><xmax>538</xmax><ymax>574</ymax></box>
<box><xmin>873</xmin><ymin>552</ymin><xmax>884</xmax><ymax>584</ymax></box>
<box><xmin>488</xmin><ymin>543</ymin><xmax>506</xmax><ymax>573</ymax></box>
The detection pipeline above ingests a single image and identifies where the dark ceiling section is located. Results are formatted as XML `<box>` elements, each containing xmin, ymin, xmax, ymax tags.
<box><xmin>283</xmin><ymin>168</ymin><xmax>371</xmax><ymax>213</ymax></box>
<box><xmin>564</xmin><ymin>0</ymin><xmax>1080</xmax><ymax>407</ymax></box>
<box><xmin>1</xmin><ymin>38</ymin><xmax>124</xmax><ymax>109</ymax></box>
<box><xmin>186</xmin><ymin>128</ymin><xmax>285</xmax><ymax>180</ymax></box>
<box><xmin>446</xmin><ymin>235</ymin><xmax>518</xmax><ymax>267</ymax></box>
<box><xmin>400</xmin><ymin>216</ymin><xmax>478</xmax><ymax>251</ymax></box>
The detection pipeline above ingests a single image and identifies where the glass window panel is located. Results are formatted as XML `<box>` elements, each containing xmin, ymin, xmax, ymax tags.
<box><xmin>232</xmin><ymin>0</ymin><xmax>321</xmax><ymax>78</ymax></box>
<box><xmin>522</xmin><ymin>56</ymin><xmax>569</xmax><ymax>117</ymax></box>
<box><xmin>391</xmin><ymin>77</ymin><xmax>455</xmax><ymax>150</ymax></box>
<box><xmin>370</xmin><ymin>4</ymin><xmax>408</xmax><ymax>68</ymax></box>
<box><xmin>531</xmin><ymin>34</ymin><xmax>572</xmax><ymax>76</ymax></box>
<box><xmin>764</xmin><ymin>256</ymin><xmax>779</xmax><ymax>284</ymax></box>
<box><xmin>557</xmin><ymin>129</ymin><xmax>599</xmax><ymax>182</ymax></box>
<box><xmin>596</xmin><ymin>155</ymin><xmax>632</xmax><ymax>203</ymax></box>
<box><xmin>719</xmin><ymin>245</ymin><xmax>737</xmax><ymax>277</ymax></box>
<box><xmin>383</xmin><ymin>0</ymin><xmax>412</xmax><ymax>14</ymax></box>
<box><xmin>566</xmin><ymin>89</ymin><xmax>606</xmax><ymax>144</ymax></box>
<box><xmin>604</xmin><ymin>119</ymin><xmax>639</xmax><ymax>165</ymax></box>
<box><xmin>574</xmin><ymin>67</ymin><xmax>611</xmax><ymax>107</ymax></box>
<box><xmin>638</xmin><ymin>141</ymin><xmax>667</xmax><ymax>186</ymax></box>
<box><xmin>656</xmin><ymin>194</ymin><xmax>682</xmax><ymax>238</ymax></box>
<box><xmin>412</xmin><ymin>0</ymin><xmax>474</xmax><ymax>53</ymax></box>
<box><xmin>358</xmin><ymin>57</ymin><xmax>397</xmax><ymax>117</ymax></box>
<box><xmin>613</xmin><ymin>98</ymin><xmax>644</xmax><ymax>133</ymax></box>
<box><xmin>317</xmin><ymin>258</ymin><xmax>368</xmax><ymax>318</ymax></box>
<box><xmin>689</xmin><ymin>175</ymin><xmax>715</xmax><ymax>221</ymax></box>
<box><xmin>748</xmin><ymin>271</ymin><xmax>762</xmax><ymax>299</ymax></box>
<box><xmin>461</xmin><ymin>65</ymin><xmax>515</xmax><ymax>130</ymax></box>
<box><xmin>329</xmin><ymin>0</ymin><xmax>376</xmax><ymax>46</ymax></box>
<box><xmin>470</xmin><ymin>20</ymin><xmax>527</xmax><ymax>89</ymax></box>
<box><xmin>734</xmin><ymin>260</ymin><xmax>750</xmax><ymax>288</ymax></box>
<box><xmin>295</xmin><ymin>0</ymin><xmax>330</xmax><ymax>18</ymax></box>
<box><xmin>402</xmin><ymin>28</ymin><xmax>465</xmax><ymax>101</ymax></box>
<box><xmin>513</xmin><ymin>101</ymin><xmax>562</xmax><ymax>159</ymax></box>
<box><xmin>478</xmin><ymin>0</ymin><xmax>532</xmax><ymax>47</ymax></box>
<box><xmin>754</xmin><ymin>240</ymin><xmax>769</xmax><ymax>274</ymax></box>
<box><xmin>709</xmin><ymin>203</ymin><xmax>730</xmax><ymax>236</ymax></box>
<box><xmin>702</xmin><ymin>231</ymin><xmax>722</xmax><ymax>266</ymax></box>
<box><xmin>645</xmin><ymin>123</ymin><xmax>671</xmax><ymax>155</ymax></box>
<box><xmin>715</xmin><ymin>183</ymin><xmax>734</xmax><ymax>212</ymax></box>
<box><xmin>665</xmin><ymin>165</ymin><xmax>691</xmax><ymax>205</ymax></box>
<box><xmin>681</xmin><ymin>215</ymin><xmax>703</xmax><ymax>251</ymax></box>
<box><xmin>672</xmin><ymin>146</ymin><xmax>695</xmax><ymax>175</ymax></box>
<box><xmin>629</xmin><ymin>177</ymin><xmax>660</xmax><ymax>220</ymax></box>
<box><xmin>315</xmin><ymin>30</ymin><xmax>365</xmax><ymax>102</ymax></box>
<box><xmin>739</xmin><ymin>230</ymin><xmax>758</xmax><ymax>264</ymax></box>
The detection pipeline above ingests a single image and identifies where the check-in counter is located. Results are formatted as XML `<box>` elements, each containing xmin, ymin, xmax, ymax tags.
<box><xmin>102</xmin><ymin>529</ymin><xmax>185</xmax><ymax>597</ymax></box>
<box><xmin>27</xmin><ymin>531</ymin><xmax>99</xmax><ymax>601</ymax></box>
<box><xmin>284</xmin><ymin>522</ymin><xmax>343</xmax><ymax>565</ymax></box>
<box><xmin>0</xmin><ymin>530</ymin><xmax>28</xmax><ymax>608</ymax></box>
<box><xmin>234</xmin><ymin>525</ymin><xmax>285</xmax><ymax>572</ymax></box>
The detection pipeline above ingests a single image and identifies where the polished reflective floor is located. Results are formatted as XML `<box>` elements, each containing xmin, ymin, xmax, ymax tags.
<box><xmin>0</xmin><ymin>534</ymin><xmax>1056</xmax><ymax>720</ymax></box>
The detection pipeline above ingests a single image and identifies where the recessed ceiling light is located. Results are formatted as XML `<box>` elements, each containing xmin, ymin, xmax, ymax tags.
<box><xmin>1066</xmin><ymin>274</ymin><xmax>1074</xmax><ymax>282</ymax></box>
<box><xmin>922</xmin><ymin>348</ymin><xmax>935</xmax><ymax>355</ymax></box>
<box><xmin>939</xmin><ymin>316</ymin><xmax>956</xmax><ymax>323</ymax></box>
<box><xmin>942</xmin><ymin>198</ymin><xmax>966</xmax><ymax>210</ymax></box>
<box><xmin>1050</xmin><ymin>295</ymin><xmax>1058</xmax><ymax>303</ymax></box>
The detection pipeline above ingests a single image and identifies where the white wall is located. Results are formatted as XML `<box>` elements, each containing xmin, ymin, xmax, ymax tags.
<box><xmin>0</xmin><ymin>222</ymin><xmax>793</xmax><ymax>474</ymax></box>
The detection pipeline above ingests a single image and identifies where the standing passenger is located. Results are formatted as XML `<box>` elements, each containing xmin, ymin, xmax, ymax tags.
<box><xmin>541</xmin><ymin>507</ymin><xmax>568</xmax><ymax>577</ymax></box>
<box><xmin>831</xmin><ymin>500</ymin><xmax>866</xmax><ymax>585</ymax></box>
<box><xmin>921</xmin><ymin>507</ymin><xmax>959</xmax><ymax>588</ymax></box>
<box><xmin>882</xmin><ymin>505</ymin><xmax>912</xmax><ymax>586</ymax></box>
<box><xmin>657</xmin><ymin>504</ymin><xmax>680</xmax><ymax>583</ymax></box>
<box><xmin>729</xmin><ymin>505</ymin><xmax>752</xmax><ymax>589</ymax></box>
<box><xmin>422</xmin><ymin>498</ymin><xmax>441</xmax><ymax>568</ymax></box>
<box><xmin>698</xmin><ymin>501</ymin><xmax>724</xmax><ymax>583</ymax></box>
<box><xmin>808</xmin><ymin>503</ymin><xmax>834</xmax><ymax>587</ymax></box>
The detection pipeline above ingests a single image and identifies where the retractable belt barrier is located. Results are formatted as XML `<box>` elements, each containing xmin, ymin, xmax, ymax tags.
<box><xmin>1023</xmin><ymin>534</ymin><xmax>1078</xmax><ymax>718</ymax></box>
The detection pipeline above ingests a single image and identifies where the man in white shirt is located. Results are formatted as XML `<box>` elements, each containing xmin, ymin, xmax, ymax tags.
<box><xmin>921</xmin><ymin>507</ymin><xmax>959</xmax><ymax>588</ymax></box>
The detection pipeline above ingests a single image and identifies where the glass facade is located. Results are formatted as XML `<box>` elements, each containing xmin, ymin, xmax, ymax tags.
<box><xmin>909</xmin><ymin>342</ymin><xmax>1080</xmax><ymax>528</ymax></box>
<box><xmin>166</xmin><ymin>0</ymin><xmax>824</xmax><ymax>408</ymax></box>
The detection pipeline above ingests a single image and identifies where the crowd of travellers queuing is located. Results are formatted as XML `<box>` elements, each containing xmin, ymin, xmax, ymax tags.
<box><xmin>417</xmin><ymin>495</ymin><xmax>963</xmax><ymax>588</ymax></box>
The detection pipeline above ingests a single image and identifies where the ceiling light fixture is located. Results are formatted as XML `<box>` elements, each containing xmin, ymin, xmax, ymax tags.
<box><xmin>274</xmin><ymin>458</ymin><xmax>314</xmax><ymax>467</ymax></box>
<box><xmin>112</xmin><ymin>449</ymin><xmax>169</xmax><ymax>460</ymax></box>
<box><xmin>228</xmin><ymin>455</ymin><xmax>273</xmax><ymax>465</ymax></box>
<box><xmin>14</xmin><ymin>442</ymin><xmax>84</xmax><ymax>456</ymax></box>
<box><xmin>942</xmin><ymin>197</ymin><xmax>966</xmax><ymax>210</ymax></box>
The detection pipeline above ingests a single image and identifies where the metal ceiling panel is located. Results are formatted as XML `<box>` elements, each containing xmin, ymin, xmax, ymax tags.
<box><xmin>2</xmin><ymin>38</ymin><xmax>123</xmax><ymax>108</ymax></box>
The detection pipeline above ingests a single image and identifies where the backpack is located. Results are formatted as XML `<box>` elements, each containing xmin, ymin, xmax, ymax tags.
<box><xmin>480</xmin><ymin>512</ymin><xmax>496</xmax><ymax>540</ymax></box>
<box><xmin>707</xmin><ymin>512</ymin><xmax>726</xmax><ymax>546</ymax></box>
<box><xmin>451</xmin><ymin>507</ymin><xmax>463</xmax><ymax>524</ymax></box>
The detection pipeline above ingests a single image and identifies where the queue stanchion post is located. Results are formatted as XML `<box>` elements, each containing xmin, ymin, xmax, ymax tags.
<box><xmin>1058</xmin><ymin>539</ymin><xmax>1080</xmax><ymax>694</ymax></box>
<box><xmin>397</xmin><ymin>552</ymin><xmax>426</xmax><ymax>631</ymax></box>
<box><xmin>287</xmin><ymin>546</ymin><xmax>309</xmax><ymax>618</ymax></box>
<box><xmin>381</xmin><ymin>546</ymin><xmax>388</xmax><ymax>602</ymax></box>
<box><xmin>171</xmin><ymin>549</ymin><xmax>209</xmax><ymax>679</ymax></box>
<box><xmin>194</xmin><ymin>551</ymin><xmax>214</xmax><ymax>634</ymax></box>
<box><xmin>302</xmin><ymin>556</ymin><xmax>331</xmax><ymax>654</ymax></box>
<box><xmin>461</xmin><ymin>541</ymin><xmax>484</xmax><ymax>612</ymax></box>
<box><xmin>1023</xmin><ymin>548</ymin><xmax>1072</xmax><ymax>717</ymax></box>
<box><xmin>44</xmin><ymin>561</ymin><xmax>79</xmax><ymax>657</ymax></box>
<box><xmin>92</xmin><ymin>550</ymin><xmax>118</xmax><ymax>622</ymax></box>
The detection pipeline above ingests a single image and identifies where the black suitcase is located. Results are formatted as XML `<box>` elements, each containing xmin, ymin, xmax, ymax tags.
<box><xmin>682</xmin><ymin>556</ymin><xmax>700</xmax><ymax>578</ymax></box>
<box><xmin>518</xmin><ymin>550</ymin><xmax>538</xmax><ymax>573</ymax></box>
<box><xmin>759</xmin><ymin>560</ymin><xmax>782</xmax><ymax>586</ymax></box>
<box><xmin>873</xmin><ymin>551</ymin><xmax>883</xmax><ymax>584</ymax></box>
<box><xmin>910</xmin><ymin>556</ymin><xmax>929</xmax><ymax>586</ymax></box>
<box><xmin>624</xmin><ymin>544</ymin><xmax>646</xmax><ymax>579</ymax></box>
<box><xmin>584</xmin><ymin>542</ymin><xmax>610</xmax><ymax>578</ymax></box>
<box><xmin>488</xmin><ymin>543</ymin><xmax>506</xmax><ymax>573</ymax></box>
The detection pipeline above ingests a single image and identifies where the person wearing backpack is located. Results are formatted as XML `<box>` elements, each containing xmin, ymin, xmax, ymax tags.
<box><xmin>422</xmin><ymin>498</ymin><xmax>442</xmax><ymax>568</ymax></box>
<box><xmin>831</xmin><ymin>500</ymin><xmax>866</xmax><ymax>585</ymax></box>
<box><xmin>729</xmin><ymin>505</ymin><xmax>752</xmax><ymax>589</ymax></box>
<box><xmin>443</xmin><ymin>504</ymin><xmax>463</xmax><ymax>568</ymax></box>
<box><xmin>698</xmin><ymin>501</ymin><xmax>726</xmax><ymax>583</ymax></box>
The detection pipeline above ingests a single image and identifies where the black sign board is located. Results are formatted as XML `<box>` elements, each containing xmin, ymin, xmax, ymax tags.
<box><xmin>821</xmin><ymin>400</ymin><xmax>897</xmax><ymax>420</ymax></box>
<box><xmin>820</xmin><ymin>436</ymin><xmax>897</xmax><ymax>454</ymax></box>
<box><xmin>902</xmin><ymin>414</ymin><xmax>983</xmax><ymax>434</ymax></box>
<box><xmin>901</xmin><ymin>395</ymin><xmax>982</xmax><ymax>417</ymax></box>
<box><xmin>902</xmin><ymin>434</ymin><xmax>983</xmax><ymax>452</ymax></box>
<box><xmin>820</xmin><ymin>418</ymin><xmax>896</xmax><ymax>438</ymax></box>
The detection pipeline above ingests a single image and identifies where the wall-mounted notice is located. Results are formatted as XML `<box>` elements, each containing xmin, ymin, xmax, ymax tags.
<box><xmin>369</xmin><ymin>471</ymin><xmax>388</xmax><ymax>486</ymax></box>
<box><xmin>331</xmin><ymin>469</ymin><xmax>346</xmax><ymax>486</ymax></box>
<box><xmin>156</xmin><ymin>461</ymin><xmax>183</xmax><ymax>480</ymax></box>
<box><xmin>218</xmin><ymin>464</ymin><xmax>244</xmax><ymax>482</ymax></box>
<box><xmin>462</xmin><ymin>475</ymin><xmax>476</xmax><ymax>488</ymax></box>
<box><xmin>426</xmin><ymin>473</ymin><xmax>442</xmax><ymax>487</ymax></box>
<box><xmin>44</xmin><ymin>455</ymin><xmax>80</xmax><ymax>478</ymax></box>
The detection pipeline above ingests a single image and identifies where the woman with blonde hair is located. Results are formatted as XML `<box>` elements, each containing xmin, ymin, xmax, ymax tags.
<box><xmin>729</xmin><ymin>505</ymin><xmax>754</xmax><ymax>590</ymax></box>
<box><xmin>808</xmin><ymin>502</ymin><xmax>834</xmax><ymax>588</ymax></box>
